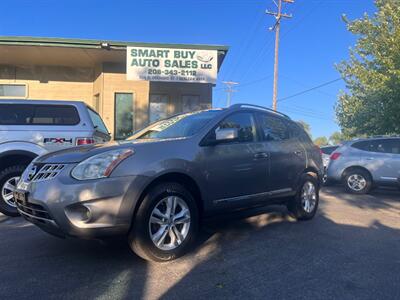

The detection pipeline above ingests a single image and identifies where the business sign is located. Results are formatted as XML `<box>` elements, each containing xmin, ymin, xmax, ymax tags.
<box><xmin>127</xmin><ymin>46</ymin><xmax>218</xmax><ymax>83</ymax></box>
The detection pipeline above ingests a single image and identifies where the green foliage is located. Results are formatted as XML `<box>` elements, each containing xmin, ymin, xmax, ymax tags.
<box><xmin>329</xmin><ymin>131</ymin><xmax>344</xmax><ymax>145</ymax></box>
<box><xmin>336</xmin><ymin>0</ymin><xmax>400</xmax><ymax>137</ymax></box>
<box><xmin>314</xmin><ymin>136</ymin><xmax>329</xmax><ymax>146</ymax></box>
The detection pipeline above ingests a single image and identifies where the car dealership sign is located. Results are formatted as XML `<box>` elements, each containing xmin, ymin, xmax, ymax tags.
<box><xmin>126</xmin><ymin>46</ymin><xmax>218</xmax><ymax>83</ymax></box>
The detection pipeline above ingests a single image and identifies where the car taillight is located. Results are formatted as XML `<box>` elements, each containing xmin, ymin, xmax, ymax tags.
<box><xmin>76</xmin><ymin>138</ymin><xmax>95</xmax><ymax>146</ymax></box>
<box><xmin>315</xmin><ymin>145</ymin><xmax>323</xmax><ymax>156</ymax></box>
<box><xmin>330</xmin><ymin>152</ymin><xmax>341</xmax><ymax>160</ymax></box>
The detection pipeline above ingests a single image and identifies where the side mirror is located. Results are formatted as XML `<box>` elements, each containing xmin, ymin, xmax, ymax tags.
<box><xmin>215</xmin><ymin>127</ymin><xmax>238</xmax><ymax>142</ymax></box>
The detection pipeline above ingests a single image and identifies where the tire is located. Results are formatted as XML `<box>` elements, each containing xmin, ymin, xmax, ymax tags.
<box><xmin>287</xmin><ymin>174</ymin><xmax>319</xmax><ymax>221</ymax></box>
<box><xmin>128</xmin><ymin>182</ymin><xmax>199</xmax><ymax>262</ymax></box>
<box><xmin>0</xmin><ymin>165</ymin><xmax>26</xmax><ymax>217</ymax></box>
<box><xmin>343</xmin><ymin>168</ymin><xmax>372</xmax><ymax>194</ymax></box>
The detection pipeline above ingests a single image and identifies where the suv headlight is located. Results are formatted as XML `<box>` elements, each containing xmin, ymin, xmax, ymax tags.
<box><xmin>71</xmin><ymin>149</ymin><xmax>134</xmax><ymax>180</ymax></box>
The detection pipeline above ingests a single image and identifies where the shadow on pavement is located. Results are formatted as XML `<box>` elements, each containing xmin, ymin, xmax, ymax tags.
<box><xmin>161</xmin><ymin>208</ymin><xmax>400</xmax><ymax>299</ymax></box>
<box><xmin>0</xmin><ymin>188</ymin><xmax>399</xmax><ymax>299</ymax></box>
<box><xmin>322</xmin><ymin>185</ymin><xmax>400</xmax><ymax>210</ymax></box>
<box><xmin>0</xmin><ymin>213</ymin><xmax>9</xmax><ymax>224</ymax></box>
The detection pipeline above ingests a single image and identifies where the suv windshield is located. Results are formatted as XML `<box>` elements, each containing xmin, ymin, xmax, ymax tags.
<box><xmin>131</xmin><ymin>110</ymin><xmax>221</xmax><ymax>140</ymax></box>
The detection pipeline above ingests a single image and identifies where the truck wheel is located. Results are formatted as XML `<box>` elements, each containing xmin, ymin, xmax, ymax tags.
<box><xmin>128</xmin><ymin>182</ymin><xmax>199</xmax><ymax>262</ymax></box>
<box><xmin>0</xmin><ymin>165</ymin><xmax>25</xmax><ymax>217</ymax></box>
<box><xmin>287</xmin><ymin>174</ymin><xmax>319</xmax><ymax>221</ymax></box>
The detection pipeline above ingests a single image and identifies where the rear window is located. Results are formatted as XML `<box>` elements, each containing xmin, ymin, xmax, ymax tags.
<box><xmin>0</xmin><ymin>104</ymin><xmax>80</xmax><ymax>125</ymax></box>
<box><xmin>321</xmin><ymin>146</ymin><xmax>338</xmax><ymax>155</ymax></box>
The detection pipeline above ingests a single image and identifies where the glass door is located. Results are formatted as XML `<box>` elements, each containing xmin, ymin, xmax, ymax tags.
<box><xmin>114</xmin><ymin>93</ymin><xmax>135</xmax><ymax>140</ymax></box>
<box><xmin>149</xmin><ymin>94</ymin><xmax>169</xmax><ymax>123</ymax></box>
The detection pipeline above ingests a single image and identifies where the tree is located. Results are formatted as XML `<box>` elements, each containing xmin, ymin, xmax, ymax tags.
<box><xmin>296</xmin><ymin>120</ymin><xmax>312</xmax><ymax>138</ymax></box>
<box><xmin>314</xmin><ymin>136</ymin><xmax>329</xmax><ymax>147</ymax></box>
<box><xmin>329</xmin><ymin>131</ymin><xmax>344</xmax><ymax>145</ymax></box>
<box><xmin>335</xmin><ymin>0</ymin><xmax>400</xmax><ymax>137</ymax></box>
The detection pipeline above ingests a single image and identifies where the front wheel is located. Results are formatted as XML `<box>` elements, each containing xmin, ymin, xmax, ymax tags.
<box><xmin>128</xmin><ymin>182</ymin><xmax>199</xmax><ymax>262</ymax></box>
<box><xmin>287</xmin><ymin>174</ymin><xmax>319</xmax><ymax>220</ymax></box>
<box><xmin>0</xmin><ymin>165</ymin><xmax>26</xmax><ymax>217</ymax></box>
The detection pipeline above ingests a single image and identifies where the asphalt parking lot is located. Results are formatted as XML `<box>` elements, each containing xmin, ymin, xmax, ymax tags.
<box><xmin>0</xmin><ymin>186</ymin><xmax>399</xmax><ymax>300</ymax></box>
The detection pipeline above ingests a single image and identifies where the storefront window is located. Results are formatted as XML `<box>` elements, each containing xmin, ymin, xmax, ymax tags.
<box><xmin>149</xmin><ymin>94</ymin><xmax>169</xmax><ymax>123</ymax></box>
<box><xmin>182</xmin><ymin>95</ymin><xmax>209</xmax><ymax>113</ymax></box>
<box><xmin>0</xmin><ymin>84</ymin><xmax>26</xmax><ymax>98</ymax></box>
<box><xmin>115</xmin><ymin>93</ymin><xmax>135</xmax><ymax>140</ymax></box>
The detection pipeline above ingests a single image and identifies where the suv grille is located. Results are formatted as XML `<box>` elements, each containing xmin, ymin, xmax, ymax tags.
<box><xmin>28</xmin><ymin>164</ymin><xmax>65</xmax><ymax>182</ymax></box>
<box><xmin>15</xmin><ymin>199</ymin><xmax>53</xmax><ymax>221</ymax></box>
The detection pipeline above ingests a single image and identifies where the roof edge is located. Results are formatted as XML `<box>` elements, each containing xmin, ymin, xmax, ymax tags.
<box><xmin>0</xmin><ymin>36</ymin><xmax>229</xmax><ymax>52</ymax></box>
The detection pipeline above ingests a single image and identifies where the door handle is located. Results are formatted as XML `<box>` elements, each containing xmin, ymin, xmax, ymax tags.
<box><xmin>294</xmin><ymin>151</ymin><xmax>303</xmax><ymax>156</ymax></box>
<box><xmin>254</xmin><ymin>152</ymin><xmax>269</xmax><ymax>159</ymax></box>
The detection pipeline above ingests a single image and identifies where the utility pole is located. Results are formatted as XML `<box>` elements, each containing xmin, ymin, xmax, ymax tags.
<box><xmin>266</xmin><ymin>0</ymin><xmax>293</xmax><ymax>111</ymax></box>
<box><xmin>222</xmin><ymin>81</ymin><xmax>239</xmax><ymax>107</ymax></box>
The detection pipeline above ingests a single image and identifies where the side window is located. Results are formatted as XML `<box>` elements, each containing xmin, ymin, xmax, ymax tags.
<box><xmin>289</xmin><ymin>122</ymin><xmax>312</xmax><ymax>143</ymax></box>
<box><xmin>212</xmin><ymin>112</ymin><xmax>257</xmax><ymax>143</ymax></box>
<box><xmin>352</xmin><ymin>139</ymin><xmax>400</xmax><ymax>154</ymax></box>
<box><xmin>0</xmin><ymin>104</ymin><xmax>79</xmax><ymax>125</ymax></box>
<box><xmin>352</xmin><ymin>141</ymin><xmax>373</xmax><ymax>152</ymax></box>
<box><xmin>258</xmin><ymin>113</ymin><xmax>289</xmax><ymax>141</ymax></box>
<box><xmin>88</xmin><ymin>108</ymin><xmax>108</xmax><ymax>134</ymax></box>
<box><xmin>0</xmin><ymin>104</ymin><xmax>34</xmax><ymax>125</ymax></box>
<box><xmin>373</xmin><ymin>139</ymin><xmax>400</xmax><ymax>154</ymax></box>
<box><xmin>32</xmin><ymin>105</ymin><xmax>80</xmax><ymax>125</ymax></box>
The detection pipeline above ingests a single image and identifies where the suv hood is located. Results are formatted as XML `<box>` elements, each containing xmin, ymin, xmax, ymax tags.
<box><xmin>34</xmin><ymin>138</ymin><xmax>185</xmax><ymax>164</ymax></box>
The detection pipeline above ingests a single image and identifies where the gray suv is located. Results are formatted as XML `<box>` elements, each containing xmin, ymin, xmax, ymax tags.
<box><xmin>14</xmin><ymin>104</ymin><xmax>323</xmax><ymax>262</ymax></box>
<box><xmin>327</xmin><ymin>137</ymin><xmax>400</xmax><ymax>193</ymax></box>
<box><xmin>0</xmin><ymin>100</ymin><xmax>110</xmax><ymax>216</ymax></box>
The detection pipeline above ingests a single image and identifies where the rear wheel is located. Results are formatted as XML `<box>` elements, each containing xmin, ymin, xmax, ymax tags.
<box><xmin>287</xmin><ymin>174</ymin><xmax>319</xmax><ymax>220</ymax></box>
<box><xmin>0</xmin><ymin>165</ymin><xmax>26</xmax><ymax>217</ymax></box>
<box><xmin>128</xmin><ymin>182</ymin><xmax>199</xmax><ymax>262</ymax></box>
<box><xmin>344</xmin><ymin>169</ymin><xmax>372</xmax><ymax>194</ymax></box>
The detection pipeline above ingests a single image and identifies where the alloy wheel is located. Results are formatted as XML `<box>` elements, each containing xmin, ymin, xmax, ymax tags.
<box><xmin>301</xmin><ymin>181</ymin><xmax>317</xmax><ymax>213</ymax></box>
<box><xmin>347</xmin><ymin>174</ymin><xmax>367</xmax><ymax>192</ymax></box>
<box><xmin>1</xmin><ymin>176</ymin><xmax>20</xmax><ymax>208</ymax></box>
<box><xmin>149</xmin><ymin>196</ymin><xmax>191</xmax><ymax>251</ymax></box>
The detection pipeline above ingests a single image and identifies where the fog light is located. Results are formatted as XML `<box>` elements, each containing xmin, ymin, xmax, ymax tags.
<box><xmin>65</xmin><ymin>205</ymin><xmax>92</xmax><ymax>224</ymax></box>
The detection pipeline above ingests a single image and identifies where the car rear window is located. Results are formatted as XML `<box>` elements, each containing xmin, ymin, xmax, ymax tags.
<box><xmin>0</xmin><ymin>104</ymin><xmax>80</xmax><ymax>125</ymax></box>
<box><xmin>321</xmin><ymin>146</ymin><xmax>338</xmax><ymax>155</ymax></box>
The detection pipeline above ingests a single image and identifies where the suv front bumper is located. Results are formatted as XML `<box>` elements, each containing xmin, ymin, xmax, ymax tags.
<box><xmin>15</xmin><ymin>164</ymin><xmax>149</xmax><ymax>239</ymax></box>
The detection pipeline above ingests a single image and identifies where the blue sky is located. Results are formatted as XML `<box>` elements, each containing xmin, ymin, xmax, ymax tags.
<box><xmin>0</xmin><ymin>0</ymin><xmax>375</xmax><ymax>139</ymax></box>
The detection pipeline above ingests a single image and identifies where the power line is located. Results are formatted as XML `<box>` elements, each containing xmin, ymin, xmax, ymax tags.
<box><xmin>278</xmin><ymin>77</ymin><xmax>343</xmax><ymax>102</ymax></box>
<box><xmin>223</xmin><ymin>11</ymin><xmax>265</xmax><ymax>81</ymax></box>
<box><xmin>279</xmin><ymin>103</ymin><xmax>332</xmax><ymax>118</ymax></box>
<box><xmin>215</xmin><ymin>74</ymin><xmax>273</xmax><ymax>92</ymax></box>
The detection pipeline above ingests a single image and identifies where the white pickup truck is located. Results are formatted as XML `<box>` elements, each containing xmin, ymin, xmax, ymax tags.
<box><xmin>0</xmin><ymin>99</ymin><xmax>110</xmax><ymax>216</ymax></box>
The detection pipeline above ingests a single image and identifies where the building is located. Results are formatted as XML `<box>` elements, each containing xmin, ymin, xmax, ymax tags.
<box><xmin>0</xmin><ymin>36</ymin><xmax>228</xmax><ymax>139</ymax></box>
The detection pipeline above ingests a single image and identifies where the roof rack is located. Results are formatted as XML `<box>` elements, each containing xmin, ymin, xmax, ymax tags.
<box><xmin>230</xmin><ymin>103</ymin><xmax>290</xmax><ymax>119</ymax></box>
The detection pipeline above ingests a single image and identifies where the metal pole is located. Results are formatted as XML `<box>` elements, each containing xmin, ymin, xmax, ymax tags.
<box><xmin>272</xmin><ymin>0</ymin><xmax>282</xmax><ymax>111</ymax></box>
<box><xmin>267</xmin><ymin>0</ymin><xmax>293</xmax><ymax>111</ymax></box>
